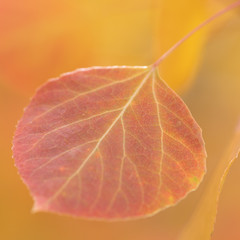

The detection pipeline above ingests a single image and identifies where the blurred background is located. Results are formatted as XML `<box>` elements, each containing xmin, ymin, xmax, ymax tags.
<box><xmin>0</xmin><ymin>0</ymin><xmax>240</xmax><ymax>239</ymax></box>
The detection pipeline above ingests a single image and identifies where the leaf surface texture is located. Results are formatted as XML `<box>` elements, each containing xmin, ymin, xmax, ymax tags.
<box><xmin>13</xmin><ymin>66</ymin><xmax>206</xmax><ymax>219</ymax></box>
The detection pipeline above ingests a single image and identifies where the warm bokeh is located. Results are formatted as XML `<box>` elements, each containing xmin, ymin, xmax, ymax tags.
<box><xmin>0</xmin><ymin>0</ymin><xmax>240</xmax><ymax>240</ymax></box>
<box><xmin>0</xmin><ymin>0</ymin><xmax>208</xmax><ymax>96</ymax></box>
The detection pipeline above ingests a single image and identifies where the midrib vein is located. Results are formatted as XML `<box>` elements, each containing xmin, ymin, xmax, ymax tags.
<box><xmin>44</xmin><ymin>68</ymin><xmax>154</xmax><ymax>207</ymax></box>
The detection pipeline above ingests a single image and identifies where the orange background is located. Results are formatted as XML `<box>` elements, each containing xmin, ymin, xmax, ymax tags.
<box><xmin>0</xmin><ymin>0</ymin><xmax>240</xmax><ymax>239</ymax></box>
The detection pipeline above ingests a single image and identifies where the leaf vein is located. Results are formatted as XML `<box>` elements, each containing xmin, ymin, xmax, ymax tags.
<box><xmin>28</xmin><ymin>139</ymin><xmax>99</xmax><ymax>177</ymax></box>
<box><xmin>22</xmin><ymin>107</ymin><xmax>123</xmax><ymax>155</ymax></box>
<box><xmin>42</xmin><ymin>68</ymin><xmax>153</xmax><ymax>208</ymax></box>
<box><xmin>152</xmin><ymin>72</ymin><xmax>164</xmax><ymax>194</ymax></box>
<box><xmin>28</xmin><ymin>69</ymin><xmax>149</xmax><ymax>125</ymax></box>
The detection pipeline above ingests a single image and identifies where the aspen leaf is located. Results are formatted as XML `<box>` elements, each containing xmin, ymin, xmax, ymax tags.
<box><xmin>179</xmin><ymin>120</ymin><xmax>240</xmax><ymax>240</ymax></box>
<box><xmin>13</xmin><ymin>66</ymin><xmax>206</xmax><ymax>219</ymax></box>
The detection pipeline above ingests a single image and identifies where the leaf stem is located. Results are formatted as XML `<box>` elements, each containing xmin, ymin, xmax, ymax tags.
<box><xmin>152</xmin><ymin>0</ymin><xmax>240</xmax><ymax>68</ymax></box>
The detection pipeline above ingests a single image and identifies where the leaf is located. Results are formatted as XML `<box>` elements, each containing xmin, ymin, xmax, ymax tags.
<box><xmin>179</xmin><ymin>119</ymin><xmax>240</xmax><ymax>240</ymax></box>
<box><xmin>13</xmin><ymin>66</ymin><xmax>206</xmax><ymax>219</ymax></box>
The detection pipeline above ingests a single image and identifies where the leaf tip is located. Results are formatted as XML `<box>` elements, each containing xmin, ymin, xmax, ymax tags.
<box><xmin>31</xmin><ymin>201</ymin><xmax>45</xmax><ymax>214</ymax></box>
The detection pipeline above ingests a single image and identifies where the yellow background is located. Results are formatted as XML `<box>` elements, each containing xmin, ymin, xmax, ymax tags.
<box><xmin>0</xmin><ymin>0</ymin><xmax>240</xmax><ymax>239</ymax></box>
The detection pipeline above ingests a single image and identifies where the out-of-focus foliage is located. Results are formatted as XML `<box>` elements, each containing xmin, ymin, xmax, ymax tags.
<box><xmin>1</xmin><ymin>0</ymin><xmax>240</xmax><ymax>240</ymax></box>
<box><xmin>155</xmin><ymin>0</ymin><xmax>208</xmax><ymax>92</ymax></box>
<box><xmin>181</xmin><ymin>13</ymin><xmax>240</xmax><ymax>240</ymax></box>
<box><xmin>179</xmin><ymin>120</ymin><xmax>240</xmax><ymax>240</ymax></box>
<box><xmin>0</xmin><ymin>0</ymin><xmax>207</xmax><ymax>96</ymax></box>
